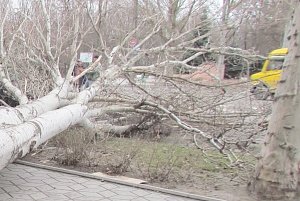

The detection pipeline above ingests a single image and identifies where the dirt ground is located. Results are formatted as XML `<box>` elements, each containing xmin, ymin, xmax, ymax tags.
<box><xmin>23</xmin><ymin>78</ymin><xmax>271</xmax><ymax>201</ymax></box>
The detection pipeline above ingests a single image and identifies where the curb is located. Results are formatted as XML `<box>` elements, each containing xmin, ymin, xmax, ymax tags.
<box><xmin>15</xmin><ymin>160</ymin><xmax>226</xmax><ymax>201</ymax></box>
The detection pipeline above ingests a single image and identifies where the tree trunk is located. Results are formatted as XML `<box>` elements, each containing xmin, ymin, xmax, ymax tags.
<box><xmin>0</xmin><ymin>86</ymin><xmax>68</xmax><ymax>125</ymax></box>
<box><xmin>0</xmin><ymin>69</ymin><xmax>107</xmax><ymax>171</ymax></box>
<box><xmin>216</xmin><ymin>0</ymin><xmax>229</xmax><ymax>80</ymax></box>
<box><xmin>133</xmin><ymin>0</ymin><xmax>138</xmax><ymax>30</ymax></box>
<box><xmin>0</xmin><ymin>104</ymin><xmax>87</xmax><ymax>170</ymax></box>
<box><xmin>167</xmin><ymin>0</ymin><xmax>179</xmax><ymax>35</ymax></box>
<box><xmin>251</xmin><ymin>3</ymin><xmax>300</xmax><ymax>200</ymax></box>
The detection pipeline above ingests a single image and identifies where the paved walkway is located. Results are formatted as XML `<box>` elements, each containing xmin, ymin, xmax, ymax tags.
<box><xmin>0</xmin><ymin>163</ymin><xmax>200</xmax><ymax>201</ymax></box>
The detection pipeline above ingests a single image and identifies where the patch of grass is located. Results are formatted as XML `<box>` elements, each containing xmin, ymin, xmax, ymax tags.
<box><xmin>50</xmin><ymin>131</ymin><xmax>256</xmax><ymax>183</ymax></box>
<box><xmin>98</xmin><ymin>138</ymin><xmax>241</xmax><ymax>182</ymax></box>
<box><xmin>137</xmin><ymin>143</ymin><xmax>227</xmax><ymax>171</ymax></box>
<box><xmin>103</xmin><ymin>138</ymin><xmax>228</xmax><ymax>170</ymax></box>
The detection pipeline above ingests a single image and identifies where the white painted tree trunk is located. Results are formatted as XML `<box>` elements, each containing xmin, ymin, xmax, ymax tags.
<box><xmin>0</xmin><ymin>86</ymin><xmax>69</xmax><ymax>126</ymax></box>
<box><xmin>251</xmin><ymin>4</ymin><xmax>300</xmax><ymax>199</ymax></box>
<box><xmin>0</xmin><ymin>104</ymin><xmax>87</xmax><ymax>170</ymax></box>
<box><xmin>0</xmin><ymin>64</ymin><xmax>120</xmax><ymax>171</ymax></box>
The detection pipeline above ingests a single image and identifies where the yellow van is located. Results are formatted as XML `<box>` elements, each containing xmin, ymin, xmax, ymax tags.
<box><xmin>250</xmin><ymin>48</ymin><xmax>287</xmax><ymax>100</ymax></box>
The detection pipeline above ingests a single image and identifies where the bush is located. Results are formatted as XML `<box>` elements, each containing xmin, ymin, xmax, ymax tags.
<box><xmin>52</xmin><ymin>126</ymin><xmax>96</xmax><ymax>166</ymax></box>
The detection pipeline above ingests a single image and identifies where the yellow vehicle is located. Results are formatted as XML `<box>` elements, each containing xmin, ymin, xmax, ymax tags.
<box><xmin>250</xmin><ymin>48</ymin><xmax>288</xmax><ymax>100</ymax></box>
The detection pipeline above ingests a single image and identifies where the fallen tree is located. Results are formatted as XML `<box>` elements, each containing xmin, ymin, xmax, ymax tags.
<box><xmin>0</xmin><ymin>0</ymin><xmax>268</xmax><ymax>171</ymax></box>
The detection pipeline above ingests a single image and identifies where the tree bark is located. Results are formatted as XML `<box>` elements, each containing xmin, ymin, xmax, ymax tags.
<box><xmin>0</xmin><ymin>56</ymin><xmax>121</xmax><ymax>170</ymax></box>
<box><xmin>0</xmin><ymin>86</ymin><xmax>69</xmax><ymax>126</ymax></box>
<box><xmin>133</xmin><ymin>0</ymin><xmax>138</xmax><ymax>30</ymax></box>
<box><xmin>216</xmin><ymin>0</ymin><xmax>230</xmax><ymax>80</ymax></box>
<box><xmin>251</xmin><ymin>3</ymin><xmax>300</xmax><ymax>199</ymax></box>
<box><xmin>0</xmin><ymin>104</ymin><xmax>87</xmax><ymax>170</ymax></box>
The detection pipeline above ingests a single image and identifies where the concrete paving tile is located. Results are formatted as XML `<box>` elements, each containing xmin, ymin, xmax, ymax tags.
<box><xmin>57</xmin><ymin>181</ymin><xmax>77</xmax><ymax>186</ymax></box>
<box><xmin>100</xmin><ymin>183</ymin><xmax>119</xmax><ymax>190</ymax></box>
<box><xmin>8</xmin><ymin>165</ymin><xmax>27</xmax><ymax>169</ymax></box>
<box><xmin>117</xmin><ymin>186</ymin><xmax>137</xmax><ymax>191</ymax></box>
<box><xmin>69</xmin><ymin>183</ymin><xmax>86</xmax><ymax>191</ymax></box>
<box><xmin>0</xmin><ymin>168</ymin><xmax>12</xmax><ymax>173</ymax></box>
<box><xmin>39</xmin><ymin>198</ymin><xmax>71</xmax><ymax>201</ymax></box>
<box><xmin>28</xmin><ymin>173</ymin><xmax>51</xmax><ymax>179</ymax></box>
<box><xmin>9</xmin><ymin>178</ymin><xmax>28</xmax><ymax>185</ymax></box>
<box><xmin>112</xmin><ymin>189</ymin><xmax>137</xmax><ymax>196</ymax></box>
<box><xmin>1</xmin><ymin>185</ymin><xmax>21</xmax><ymax>193</ymax></box>
<box><xmin>63</xmin><ymin>191</ymin><xmax>83</xmax><ymax>199</ymax></box>
<box><xmin>0</xmin><ymin>179</ymin><xmax>12</xmax><ymax>185</ymax></box>
<box><xmin>18</xmin><ymin>185</ymin><xmax>40</xmax><ymax>192</ymax></box>
<box><xmin>145</xmin><ymin>192</ymin><xmax>172</xmax><ymax>200</ymax></box>
<box><xmin>130</xmin><ymin>197</ymin><xmax>149</xmax><ymax>201</ymax></box>
<box><xmin>0</xmin><ymin>183</ymin><xmax>13</xmax><ymax>188</ymax></box>
<box><xmin>43</xmin><ymin>191</ymin><xmax>70</xmax><ymax>198</ymax></box>
<box><xmin>1</xmin><ymin>173</ymin><xmax>20</xmax><ymax>179</ymax></box>
<box><xmin>24</xmin><ymin>167</ymin><xmax>44</xmax><ymax>173</ymax></box>
<box><xmin>51</xmin><ymin>184</ymin><xmax>73</xmax><ymax>191</ymax></box>
<box><xmin>29</xmin><ymin>192</ymin><xmax>48</xmax><ymax>200</ymax></box>
<box><xmin>82</xmin><ymin>180</ymin><xmax>108</xmax><ymax>186</ymax></box>
<box><xmin>78</xmin><ymin>191</ymin><xmax>104</xmax><ymax>198</ymax></box>
<box><xmin>5</xmin><ymin>198</ymin><xmax>34</xmax><ymax>201</ymax></box>
<box><xmin>110</xmin><ymin>194</ymin><xmax>138</xmax><ymax>200</ymax></box>
<box><xmin>89</xmin><ymin>199</ymin><xmax>111</xmax><ymax>201</ymax></box>
<box><xmin>131</xmin><ymin>189</ymin><xmax>152</xmax><ymax>196</ymax></box>
<box><xmin>23</xmin><ymin>179</ymin><xmax>45</xmax><ymax>185</ymax></box>
<box><xmin>18</xmin><ymin>172</ymin><xmax>33</xmax><ymax>179</ymax></box>
<box><xmin>52</xmin><ymin>181</ymin><xmax>77</xmax><ymax>187</ymax></box>
<box><xmin>0</xmin><ymin>169</ymin><xmax>18</xmax><ymax>176</ymax></box>
<box><xmin>98</xmin><ymin>189</ymin><xmax>117</xmax><ymax>197</ymax></box>
<box><xmin>55</xmin><ymin>178</ymin><xmax>77</xmax><ymax>183</ymax></box>
<box><xmin>36</xmin><ymin>184</ymin><xmax>55</xmax><ymax>191</ymax></box>
<box><xmin>47</xmin><ymin>172</ymin><xmax>65</xmax><ymax>178</ymax></box>
<box><xmin>71</xmin><ymin>177</ymin><xmax>90</xmax><ymax>184</ymax></box>
<box><xmin>81</xmin><ymin>183</ymin><xmax>107</xmax><ymax>191</ymax></box>
<box><xmin>8</xmin><ymin>192</ymin><xmax>33</xmax><ymax>200</ymax></box>
<box><xmin>0</xmin><ymin>192</ymin><xmax>13</xmax><ymax>200</ymax></box>
<box><xmin>4</xmin><ymin>166</ymin><xmax>15</xmax><ymax>171</ymax></box>
<box><xmin>21</xmin><ymin>182</ymin><xmax>44</xmax><ymax>187</ymax></box>
<box><xmin>46</xmin><ymin>189</ymin><xmax>73</xmax><ymax>195</ymax></box>
<box><xmin>41</xmin><ymin>178</ymin><xmax>59</xmax><ymax>184</ymax></box>
<box><xmin>8</xmin><ymin>169</ymin><xmax>28</xmax><ymax>175</ymax></box>
<box><xmin>24</xmin><ymin>175</ymin><xmax>51</xmax><ymax>181</ymax></box>
<box><xmin>73</xmin><ymin>197</ymin><xmax>105</xmax><ymax>201</ymax></box>
<box><xmin>77</xmin><ymin>187</ymin><xmax>107</xmax><ymax>194</ymax></box>
<box><xmin>145</xmin><ymin>197</ymin><xmax>168</xmax><ymax>201</ymax></box>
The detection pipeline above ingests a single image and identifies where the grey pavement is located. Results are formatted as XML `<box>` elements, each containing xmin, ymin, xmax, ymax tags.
<box><xmin>0</xmin><ymin>163</ymin><xmax>199</xmax><ymax>201</ymax></box>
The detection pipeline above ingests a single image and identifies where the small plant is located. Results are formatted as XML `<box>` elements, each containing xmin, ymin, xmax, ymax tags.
<box><xmin>52</xmin><ymin>126</ymin><xmax>96</xmax><ymax>166</ymax></box>
<box><xmin>105</xmin><ymin>150</ymin><xmax>138</xmax><ymax>175</ymax></box>
<box><xmin>145</xmin><ymin>147</ymin><xmax>178</xmax><ymax>182</ymax></box>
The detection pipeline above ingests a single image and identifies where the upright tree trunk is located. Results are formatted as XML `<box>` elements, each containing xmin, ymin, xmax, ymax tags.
<box><xmin>167</xmin><ymin>0</ymin><xmax>179</xmax><ymax>35</ymax></box>
<box><xmin>217</xmin><ymin>0</ymin><xmax>230</xmax><ymax>80</ymax></box>
<box><xmin>251</xmin><ymin>3</ymin><xmax>300</xmax><ymax>200</ymax></box>
<box><xmin>282</xmin><ymin>20</ymin><xmax>292</xmax><ymax>48</ymax></box>
<box><xmin>133</xmin><ymin>0</ymin><xmax>138</xmax><ymax>30</ymax></box>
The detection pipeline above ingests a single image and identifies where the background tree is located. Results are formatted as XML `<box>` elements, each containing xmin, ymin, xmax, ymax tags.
<box><xmin>180</xmin><ymin>8</ymin><xmax>211</xmax><ymax>71</ymax></box>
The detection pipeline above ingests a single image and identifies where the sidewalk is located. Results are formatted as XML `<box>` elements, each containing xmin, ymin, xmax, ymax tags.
<box><xmin>0</xmin><ymin>163</ymin><xmax>220</xmax><ymax>201</ymax></box>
